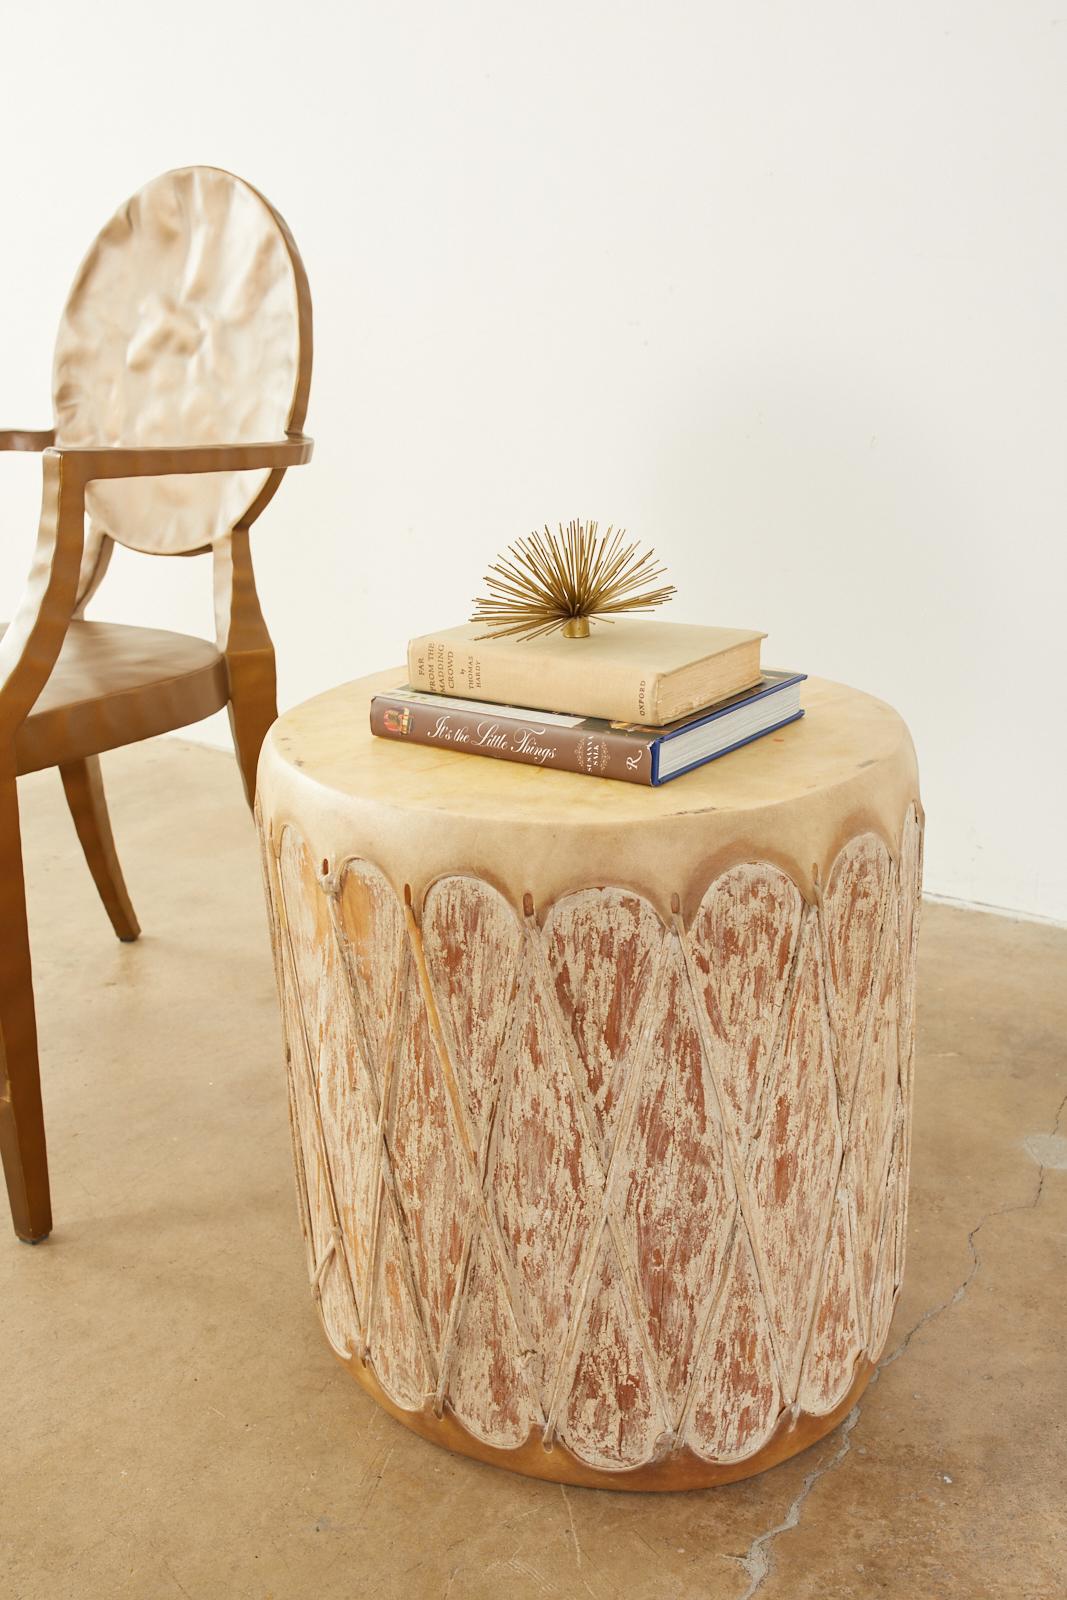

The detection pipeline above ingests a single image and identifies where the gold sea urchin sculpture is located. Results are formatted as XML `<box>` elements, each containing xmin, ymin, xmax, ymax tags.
<box><xmin>471</xmin><ymin>520</ymin><xmax>675</xmax><ymax>641</ymax></box>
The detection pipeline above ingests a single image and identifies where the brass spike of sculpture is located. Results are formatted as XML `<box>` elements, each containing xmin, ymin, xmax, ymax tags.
<box><xmin>471</xmin><ymin>519</ymin><xmax>676</xmax><ymax>641</ymax></box>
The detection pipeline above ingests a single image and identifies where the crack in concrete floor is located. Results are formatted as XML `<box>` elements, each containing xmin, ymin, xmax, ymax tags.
<box><xmin>734</xmin><ymin>1087</ymin><xmax>1067</xmax><ymax>1599</ymax></box>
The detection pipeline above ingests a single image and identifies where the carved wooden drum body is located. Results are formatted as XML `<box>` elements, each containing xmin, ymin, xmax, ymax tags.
<box><xmin>256</xmin><ymin>672</ymin><xmax>922</xmax><ymax>1490</ymax></box>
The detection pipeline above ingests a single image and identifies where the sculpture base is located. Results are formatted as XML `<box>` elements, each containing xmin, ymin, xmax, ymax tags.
<box><xmin>335</xmin><ymin>1343</ymin><xmax>876</xmax><ymax>1492</ymax></box>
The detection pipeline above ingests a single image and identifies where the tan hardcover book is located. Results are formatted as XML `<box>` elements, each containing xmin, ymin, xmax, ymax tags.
<box><xmin>406</xmin><ymin>620</ymin><xmax>766</xmax><ymax>726</ymax></box>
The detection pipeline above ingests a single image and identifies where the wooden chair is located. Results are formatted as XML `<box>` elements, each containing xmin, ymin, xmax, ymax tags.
<box><xmin>0</xmin><ymin>167</ymin><xmax>313</xmax><ymax>1244</ymax></box>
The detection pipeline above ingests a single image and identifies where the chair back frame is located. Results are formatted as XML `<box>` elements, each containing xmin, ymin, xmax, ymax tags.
<box><xmin>0</xmin><ymin>166</ymin><xmax>314</xmax><ymax>802</ymax></box>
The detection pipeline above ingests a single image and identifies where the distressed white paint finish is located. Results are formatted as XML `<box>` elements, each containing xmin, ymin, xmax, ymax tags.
<box><xmin>797</xmin><ymin>1192</ymin><xmax>863</xmax><ymax>1416</ymax></box>
<box><xmin>894</xmin><ymin>807</ymin><xmax>924</xmax><ymax>1294</ymax></box>
<box><xmin>867</xmin><ymin>1132</ymin><xmax>904</xmax><ymax>1361</ymax></box>
<box><xmin>687</xmin><ymin>864</ymin><xmax>805</xmax><ymax>1154</ymax></box>
<box><xmin>261</xmin><ymin>805</ymin><xmax>922</xmax><ymax>1474</ymax></box>
<box><xmin>748</xmin><ymin>909</ymin><xmax>842</xmax><ymax>1403</ymax></box>
<box><xmin>622</xmin><ymin>940</ymin><xmax>736</xmax><ymax>1431</ymax></box>
<box><xmin>545</xmin><ymin>889</ymin><xmax>663</xmax><ymax>1161</ymax></box>
<box><xmin>846</xmin><ymin>882</ymin><xmax>902</xmax><ymax>1347</ymax></box>
<box><xmin>686</xmin><ymin>1225</ymin><xmax>781</xmax><ymax>1462</ymax></box>
<box><xmin>562</xmin><ymin>1225</ymin><xmax>664</xmax><ymax>1469</ymax></box>
<box><xmin>273</xmin><ymin>832</ymin><xmax>363</xmax><ymax>1362</ymax></box>
<box><xmin>421</xmin><ymin>877</ymin><xmax>536</xmax><ymax>1442</ymax></box>
<box><xmin>488</xmin><ymin>957</ymin><xmax>596</xmax><ymax>1412</ymax></box>
<box><xmin>446</xmin><ymin>1231</ymin><xmax>537</xmax><ymax>1449</ymax></box>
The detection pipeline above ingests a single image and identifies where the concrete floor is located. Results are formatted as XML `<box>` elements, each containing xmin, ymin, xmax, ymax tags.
<box><xmin>2</xmin><ymin>740</ymin><xmax>1065</xmax><ymax>1600</ymax></box>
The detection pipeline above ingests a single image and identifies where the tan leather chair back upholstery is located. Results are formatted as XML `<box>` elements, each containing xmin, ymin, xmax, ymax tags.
<box><xmin>52</xmin><ymin>166</ymin><xmax>311</xmax><ymax>555</ymax></box>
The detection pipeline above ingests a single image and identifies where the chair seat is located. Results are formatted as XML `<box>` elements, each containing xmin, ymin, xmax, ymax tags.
<box><xmin>4</xmin><ymin>620</ymin><xmax>229</xmax><ymax>775</ymax></box>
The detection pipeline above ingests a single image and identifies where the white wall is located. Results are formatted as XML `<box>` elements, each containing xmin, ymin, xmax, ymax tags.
<box><xmin>2</xmin><ymin>1</ymin><xmax>1065</xmax><ymax>920</ymax></box>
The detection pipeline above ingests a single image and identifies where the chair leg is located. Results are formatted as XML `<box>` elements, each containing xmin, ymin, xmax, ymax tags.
<box><xmin>0</xmin><ymin>773</ymin><xmax>52</xmax><ymax>1242</ymax></box>
<box><xmin>59</xmin><ymin>756</ymin><xmax>140</xmax><ymax>942</ymax></box>
<box><xmin>226</xmin><ymin>649</ymin><xmax>278</xmax><ymax>810</ymax></box>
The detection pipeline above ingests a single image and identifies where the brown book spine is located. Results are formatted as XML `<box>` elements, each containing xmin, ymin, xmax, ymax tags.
<box><xmin>370</xmin><ymin>695</ymin><xmax>655</xmax><ymax>785</ymax></box>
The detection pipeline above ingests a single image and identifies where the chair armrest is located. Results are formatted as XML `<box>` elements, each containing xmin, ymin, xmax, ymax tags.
<box><xmin>48</xmin><ymin>433</ymin><xmax>313</xmax><ymax>483</ymax></box>
<box><xmin>0</xmin><ymin>429</ymin><xmax>56</xmax><ymax>451</ymax></box>
<box><xmin>0</xmin><ymin>452</ymin><xmax>81</xmax><ymax>738</ymax></box>
<box><xmin>0</xmin><ymin>434</ymin><xmax>312</xmax><ymax>741</ymax></box>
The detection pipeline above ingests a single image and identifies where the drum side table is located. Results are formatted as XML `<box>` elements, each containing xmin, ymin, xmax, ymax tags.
<box><xmin>256</xmin><ymin>670</ymin><xmax>922</xmax><ymax>1491</ymax></box>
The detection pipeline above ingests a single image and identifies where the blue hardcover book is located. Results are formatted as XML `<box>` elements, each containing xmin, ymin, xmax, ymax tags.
<box><xmin>370</xmin><ymin>671</ymin><xmax>806</xmax><ymax>786</ymax></box>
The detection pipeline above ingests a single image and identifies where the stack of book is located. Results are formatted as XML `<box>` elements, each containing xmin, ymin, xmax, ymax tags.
<box><xmin>370</xmin><ymin>621</ymin><xmax>805</xmax><ymax>786</ymax></box>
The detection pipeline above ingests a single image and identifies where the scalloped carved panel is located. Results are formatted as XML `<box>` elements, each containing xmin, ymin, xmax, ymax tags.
<box><xmin>262</xmin><ymin>807</ymin><xmax>922</xmax><ymax>1477</ymax></box>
